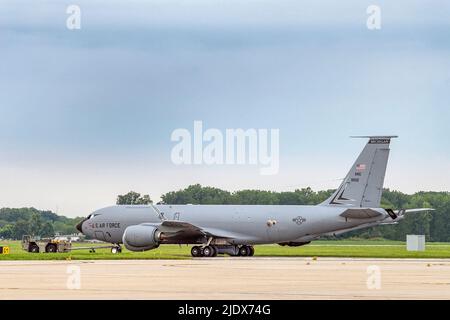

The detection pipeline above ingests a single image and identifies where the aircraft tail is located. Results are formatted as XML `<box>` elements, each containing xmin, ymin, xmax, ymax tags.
<box><xmin>320</xmin><ymin>136</ymin><xmax>397</xmax><ymax>208</ymax></box>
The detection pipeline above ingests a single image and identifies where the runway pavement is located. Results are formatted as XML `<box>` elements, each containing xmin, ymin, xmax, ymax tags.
<box><xmin>0</xmin><ymin>257</ymin><xmax>449</xmax><ymax>299</ymax></box>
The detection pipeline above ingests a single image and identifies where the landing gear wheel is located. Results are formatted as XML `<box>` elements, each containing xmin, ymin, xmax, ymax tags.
<box><xmin>211</xmin><ymin>245</ymin><xmax>218</xmax><ymax>257</ymax></box>
<box><xmin>111</xmin><ymin>246</ymin><xmax>121</xmax><ymax>254</ymax></box>
<box><xmin>202</xmin><ymin>245</ymin><xmax>214</xmax><ymax>257</ymax></box>
<box><xmin>30</xmin><ymin>245</ymin><xmax>39</xmax><ymax>253</ymax></box>
<box><xmin>239</xmin><ymin>245</ymin><xmax>251</xmax><ymax>257</ymax></box>
<box><xmin>191</xmin><ymin>246</ymin><xmax>203</xmax><ymax>257</ymax></box>
<box><xmin>46</xmin><ymin>244</ymin><xmax>57</xmax><ymax>253</ymax></box>
<box><xmin>248</xmin><ymin>246</ymin><xmax>255</xmax><ymax>256</ymax></box>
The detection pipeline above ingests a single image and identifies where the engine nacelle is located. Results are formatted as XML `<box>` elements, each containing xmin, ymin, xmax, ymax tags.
<box><xmin>122</xmin><ymin>225</ymin><xmax>161</xmax><ymax>252</ymax></box>
<box><xmin>278</xmin><ymin>241</ymin><xmax>311</xmax><ymax>247</ymax></box>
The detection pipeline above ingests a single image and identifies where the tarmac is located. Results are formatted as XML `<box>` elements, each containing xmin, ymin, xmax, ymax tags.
<box><xmin>0</xmin><ymin>257</ymin><xmax>449</xmax><ymax>299</ymax></box>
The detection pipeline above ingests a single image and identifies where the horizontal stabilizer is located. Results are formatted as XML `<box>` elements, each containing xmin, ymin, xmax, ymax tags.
<box><xmin>340</xmin><ymin>208</ymin><xmax>383</xmax><ymax>219</ymax></box>
<box><xmin>379</xmin><ymin>221</ymin><xmax>399</xmax><ymax>226</ymax></box>
<box><xmin>395</xmin><ymin>208</ymin><xmax>435</xmax><ymax>215</ymax></box>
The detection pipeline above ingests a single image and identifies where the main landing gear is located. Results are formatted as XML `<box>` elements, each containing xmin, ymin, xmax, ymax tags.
<box><xmin>191</xmin><ymin>245</ymin><xmax>254</xmax><ymax>257</ymax></box>
<box><xmin>238</xmin><ymin>245</ymin><xmax>254</xmax><ymax>257</ymax></box>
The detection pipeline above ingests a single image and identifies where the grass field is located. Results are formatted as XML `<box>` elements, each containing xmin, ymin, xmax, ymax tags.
<box><xmin>1</xmin><ymin>239</ymin><xmax>450</xmax><ymax>260</ymax></box>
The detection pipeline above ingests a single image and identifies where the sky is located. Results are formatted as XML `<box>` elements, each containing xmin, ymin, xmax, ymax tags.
<box><xmin>1</xmin><ymin>0</ymin><xmax>450</xmax><ymax>217</ymax></box>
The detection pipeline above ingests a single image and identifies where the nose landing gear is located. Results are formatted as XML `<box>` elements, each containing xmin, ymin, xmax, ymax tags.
<box><xmin>111</xmin><ymin>245</ymin><xmax>122</xmax><ymax>254</ymax></box>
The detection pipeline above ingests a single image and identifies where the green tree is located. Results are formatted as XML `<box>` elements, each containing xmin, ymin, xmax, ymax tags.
<box><xmin>28</xmin><ymin>212</ymin><xmax>43</xmax><ymax>236</ymax></box>
<box><xmin>116</xmin><ymin>191</ymin><xmax>152</xmax><ymax>205</ymax></box>
<box><xmin>0</xmin><ymin>208</ymin><xmax>77</xmax><ymax>239</ymax></box>
<box><xmin>0</xmin><ymin>224</ymin><xmax>14</xmax><ymax>239</ymax></box>
<box><xmin>40</xmin><ymin>222</ymin><xmax>55</xmax><ymax>237</ymax></box>
<box><xmin>162</xmin><ymin>184</ymin><xmax>232</xmax><ymax>204</ymax></box>
<box><xmin>232</xmin><ymin>190</ymin><xmax>279</xmax><ymax>205</ymax></box>
<box><xmin>12</xmin><ymin>220</ymin><xmax>30</xmax><ymax>239</ymax></box>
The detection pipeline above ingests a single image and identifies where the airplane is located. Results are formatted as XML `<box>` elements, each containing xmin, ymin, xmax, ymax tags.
<box><xmin>76</xmin><ymin>136</ymin><xmax>432</xmax><ymax>257</ymax></box>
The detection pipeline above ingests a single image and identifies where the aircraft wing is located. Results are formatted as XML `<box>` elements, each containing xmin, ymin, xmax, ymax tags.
<box><xmin>160</xmin><ymin>220</ymin><xmax>203</xmax><ymax>232</ymax></box>
<box><xmin>143</xmin><ymin>220</ymin><xmax>243</xmax><ymax>242</ymax></box>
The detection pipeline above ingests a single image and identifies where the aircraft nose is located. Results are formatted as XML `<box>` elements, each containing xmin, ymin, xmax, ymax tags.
<box><xmin>76</xmin><ymin>218</ymin><xmax>87</xmax><ymax>233</ymax></box>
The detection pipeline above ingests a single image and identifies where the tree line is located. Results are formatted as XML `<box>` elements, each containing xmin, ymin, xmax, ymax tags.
<box><xmin>0</xmin><ymin>208</ymin><xmax>82</xmax><ymax>240</ymax></box>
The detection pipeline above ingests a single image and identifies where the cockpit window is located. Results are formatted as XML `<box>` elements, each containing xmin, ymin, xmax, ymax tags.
<box><xmin>88</xmin><ymin>213</ymin><xmax>101</xmax><ymax>219</ymax></box>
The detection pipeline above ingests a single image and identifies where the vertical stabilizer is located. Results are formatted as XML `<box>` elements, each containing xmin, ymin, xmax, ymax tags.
<box><xmin>320</xmin><ymin>136</ymin><xmax>397</xmax><ymax>208</ymax></box>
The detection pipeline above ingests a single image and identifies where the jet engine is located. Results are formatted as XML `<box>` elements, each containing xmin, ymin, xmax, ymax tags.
<box><xmin>122</xmin><ymin>225</ymin><xmax>162</xmax><ymax>252</ymax></box>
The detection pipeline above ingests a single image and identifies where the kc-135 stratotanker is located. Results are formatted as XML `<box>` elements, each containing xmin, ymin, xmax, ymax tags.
<box><xmin>76</xmin><ymin>136</ymin><xmax>432</xmax><ymax>257</ymax></box>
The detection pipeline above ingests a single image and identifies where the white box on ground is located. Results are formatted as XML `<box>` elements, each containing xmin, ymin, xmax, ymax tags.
<box><xmin>406</xmin><ymin>235</ymin><xmax>426</xmax><ymax>251</ymax></box>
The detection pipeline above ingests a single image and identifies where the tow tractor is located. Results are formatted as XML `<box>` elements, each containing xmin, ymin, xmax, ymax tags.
<box><xmin>22</xmin><ymin>235</ymin><xmax>72</xmax><ymax>253</ymax></box>
<box><xmin>21</xmin><ymin>235</ymin><xmax>122</xmax><ymax>254</ymax></box>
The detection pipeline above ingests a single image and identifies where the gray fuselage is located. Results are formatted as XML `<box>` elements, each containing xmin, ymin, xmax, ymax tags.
<box><xmin>79</xmin><ymin>204</ymin><xmax>387</xmax><ymax>245</ymax></box>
